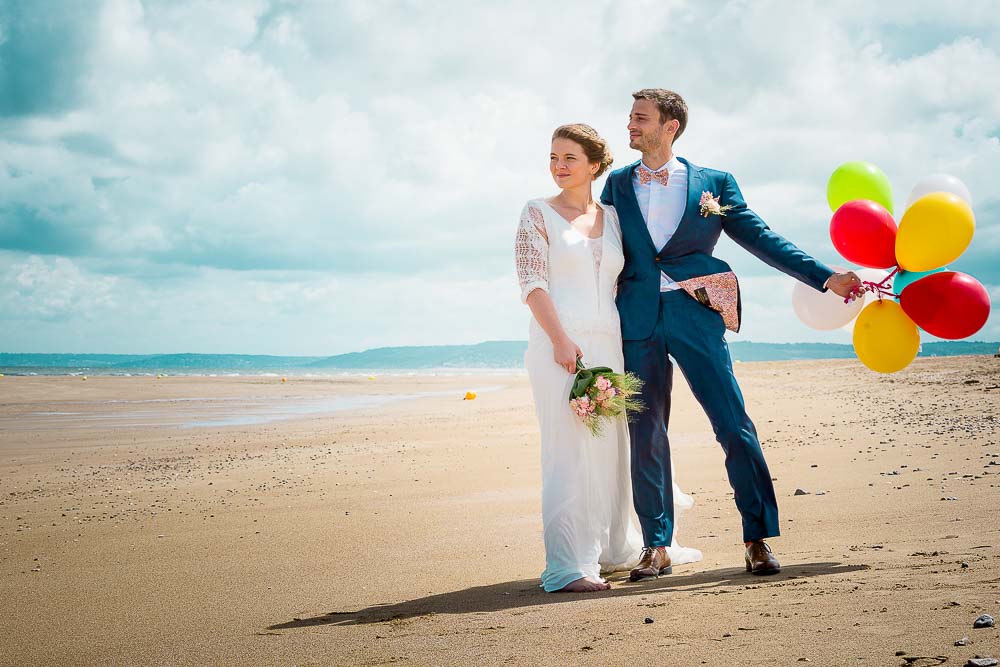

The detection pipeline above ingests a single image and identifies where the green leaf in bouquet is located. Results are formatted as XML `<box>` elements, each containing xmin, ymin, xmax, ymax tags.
<box><xmin>569</xmin><ymin>358</ymin><xmax>614</xmax><ymax>400</ymax></box>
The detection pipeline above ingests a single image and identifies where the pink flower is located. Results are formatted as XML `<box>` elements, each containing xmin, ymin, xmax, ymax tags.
<box><xmin>595</xmin><ymin>376</ymin><xmax>611</xmax><ymax>392</ymax></box>
<box><xmin>570</xmin><ymin>397</ymin><xmax>595</xmax><ymax>418</ymax></box>
<box><xmin>699</xmin><ymin>190</ymin><xmax>732</xmax><ymax>218</ymax></box>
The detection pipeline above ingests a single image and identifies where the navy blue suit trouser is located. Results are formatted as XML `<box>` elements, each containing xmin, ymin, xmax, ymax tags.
<box><xmin>624</xmin><ymin>290</ymin><xmax>780</xmax><ymax>545</ymax></box>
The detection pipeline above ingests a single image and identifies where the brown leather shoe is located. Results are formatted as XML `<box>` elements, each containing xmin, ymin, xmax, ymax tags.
<box><xmin>745</xmin><ymin>540</ymin><xmax>781</xmax><ymax>575</ymax></box>
<box><xmin>629</xmin><ymin>546</ymin><xmax>672</xmax><ymax>581</ymax></box>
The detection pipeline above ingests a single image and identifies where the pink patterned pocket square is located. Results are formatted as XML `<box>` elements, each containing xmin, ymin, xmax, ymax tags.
<box><xmin>676</xmin><ymin>271</ymin><xmax>741</xmax><ymax>332</ymax></box>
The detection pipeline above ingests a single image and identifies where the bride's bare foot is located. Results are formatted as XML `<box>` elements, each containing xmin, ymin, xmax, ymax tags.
<box><xmin>559</xmin><ymin>577</ymin><xmax>610</xmax><ymax>592</ymax></box>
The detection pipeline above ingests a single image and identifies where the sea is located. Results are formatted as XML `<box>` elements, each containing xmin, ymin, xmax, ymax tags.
<box><xmin>1</xmin><ymin>340</ymin><xmax>998</xmax><ymax>377</ymax></box>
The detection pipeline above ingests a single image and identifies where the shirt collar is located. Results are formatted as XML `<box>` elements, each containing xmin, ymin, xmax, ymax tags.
<box><xmin>638</xmin><ymin>156</ymin><xmax>682</xmax><ymax>174</ymax></box>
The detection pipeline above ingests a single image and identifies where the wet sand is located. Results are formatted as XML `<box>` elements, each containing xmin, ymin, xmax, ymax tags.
<box><xmin>1</xmin><ymin>358</ymin><xmax>998</xmax><ymax>666</ymax></box>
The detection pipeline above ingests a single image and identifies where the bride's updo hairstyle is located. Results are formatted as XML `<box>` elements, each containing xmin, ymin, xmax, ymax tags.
<box><xmin>552</xmin><ymin>124</ymin><xmax>614</xmax><ymax>179</ymax></box>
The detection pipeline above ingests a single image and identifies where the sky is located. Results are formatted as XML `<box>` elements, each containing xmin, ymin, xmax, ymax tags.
<box><xmin>1</xmin><ymin>0</ymin><xmax>998</xmax><ymax>355</ymax></box>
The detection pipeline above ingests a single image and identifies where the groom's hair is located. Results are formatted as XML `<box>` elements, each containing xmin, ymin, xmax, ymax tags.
<box><xmin>632</xmin><ymin>89</ymin><xmax>687</xmax><ymax>143</ymax></box>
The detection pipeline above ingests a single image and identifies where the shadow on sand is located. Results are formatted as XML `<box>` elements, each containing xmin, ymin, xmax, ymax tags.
<box><xmin>269</xmin><ymin>561</ymin><xmax>868</xmax><ymax>630</ymax></box>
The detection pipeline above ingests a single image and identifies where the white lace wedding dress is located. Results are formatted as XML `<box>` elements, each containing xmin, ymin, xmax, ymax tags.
<box><xmin>515</xmin><ymin>198</ymin><xmax>702</xmax><ymax>592</ymax></box>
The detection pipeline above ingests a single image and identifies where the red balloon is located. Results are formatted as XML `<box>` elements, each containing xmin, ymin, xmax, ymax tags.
<box><xmin>829</xmin><ymin>200</ymin><xmax>898</xmax><ymax>268</ymax></box>
<box><xmin>900</xmin><ymin>271</ymin><xmax>991</xmax><ymax>339</ymax></box>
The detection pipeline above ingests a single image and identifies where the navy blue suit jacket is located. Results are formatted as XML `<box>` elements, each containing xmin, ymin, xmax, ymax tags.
<box><xmin>600</xmin><ymin>158</ymin><xmax>834</xmax><ymax>341</ymax></box>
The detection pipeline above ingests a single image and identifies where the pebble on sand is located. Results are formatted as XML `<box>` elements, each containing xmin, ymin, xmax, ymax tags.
<box><xmin>966</xmin><ymin>658</ymin><xmax>999</xmax><ymax>667</ymax></box>
<box><xmin>644</xmin><ymin>617</ymin><xmax>654</xmax><ymax>624</ymax></box>
<box><xmin>794</xmin><ymin>488</ymin><xmax>810</xmax><ymax>496</ymax></box>
<box><xmin>973</xmin><ymin>614</ymin><xmax>995</xmax><ymax>629</ymax></box>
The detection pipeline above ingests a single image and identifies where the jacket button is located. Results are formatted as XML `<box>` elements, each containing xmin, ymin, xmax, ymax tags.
<box><xmin>655</xmin><ymin>256</ymin><xmax>660</xmax><ymax>261</ymax></box>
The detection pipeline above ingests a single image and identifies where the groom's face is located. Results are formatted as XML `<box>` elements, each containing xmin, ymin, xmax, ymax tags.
<box><xmin>628</xmin><ymin>99</ymin><xmax>671</xmax><ymax>153</ymax></box>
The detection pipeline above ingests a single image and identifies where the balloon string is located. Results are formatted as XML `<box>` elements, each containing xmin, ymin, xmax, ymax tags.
<box><xmin>845</xmin><ymin>266</ymin><xmax>901</xmax><ymax>304</ymax></box>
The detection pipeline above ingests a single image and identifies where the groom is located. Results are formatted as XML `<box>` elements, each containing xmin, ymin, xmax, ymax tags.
<box><xmin>601</xmin><ymin>89</ymin><xmax>860</xmax><ymax>579</ymax></box>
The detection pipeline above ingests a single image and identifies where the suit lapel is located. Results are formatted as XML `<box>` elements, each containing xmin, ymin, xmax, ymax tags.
<box><xmin>615</xmin><ymin>161</ymin><xmax>657</xmax><ymax>255</ymax></box>
<box><xmin>659</xmin><ymin>157</ymin><xmax>704</xmax><ymax>255</ymax></box>
<box><xmin>682</xmin><ymin>158</ymin><xmax>704</xmax><ymax>226</ymax></box>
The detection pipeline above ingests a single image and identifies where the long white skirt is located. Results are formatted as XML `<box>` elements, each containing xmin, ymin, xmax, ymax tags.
<box><xmin>526</xmin><ymin>328</ymin><xmax>702</xmax><ymax>592</ymax></box>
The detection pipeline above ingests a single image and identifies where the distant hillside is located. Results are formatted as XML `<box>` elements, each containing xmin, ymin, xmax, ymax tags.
<box><xmin>308</xmin><ymin>341</ymin><xmax>527</xmax><ymax>369</ymax></box>
<box><xmin>307</xmin><ymin>340</ymin><xmax>1000</xmax><ymax>368</ymax></box>
<box><xmin>2</xmin><ymin>340</ymin><xmax>997</xmax><ymax>375</ymax></box>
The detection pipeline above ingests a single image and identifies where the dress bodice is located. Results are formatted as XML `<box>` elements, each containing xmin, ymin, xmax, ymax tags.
<box><xmin>515</xmin><ymin>199</ymin><xmax>624</xmax><ymax>336</ymax></box>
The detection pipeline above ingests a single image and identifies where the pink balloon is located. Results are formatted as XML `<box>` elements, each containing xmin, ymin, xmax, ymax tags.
<box><xmin>899</xmin><ymin>271</ymin><xmax>991</xmax><ymax>339</ymax></box>
<box><xmin>830</xmin><ymin>200</ymin><xmax>898</xmax><ymax>269</ymax></box>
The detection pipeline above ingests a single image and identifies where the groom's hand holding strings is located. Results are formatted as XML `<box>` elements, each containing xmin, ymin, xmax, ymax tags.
<box><xmin>826</xmin><ymin>271</ymin><xmax>865</xmax><ymax>301</ymax></box>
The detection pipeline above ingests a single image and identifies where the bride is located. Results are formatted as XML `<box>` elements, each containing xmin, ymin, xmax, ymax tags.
<box><xmin>515</xmin><ymin>123</ymin><xmax>701</xmax><ymax>592</ymax></box>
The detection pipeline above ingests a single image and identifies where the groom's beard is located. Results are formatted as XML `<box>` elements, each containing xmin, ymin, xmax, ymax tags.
<box><xmin>631</xmin><ymin>129</ymin><xmax>664</xmax><ymax>154</ymax></box>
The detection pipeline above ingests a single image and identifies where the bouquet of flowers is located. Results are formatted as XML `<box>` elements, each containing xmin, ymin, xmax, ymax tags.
<box><xmin>568</xmin><ymin>359</ymin><xmax>644</xmax><ymax>437</ymax></box>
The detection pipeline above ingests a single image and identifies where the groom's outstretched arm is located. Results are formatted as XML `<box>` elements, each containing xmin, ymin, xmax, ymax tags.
<box><xmin>720</xmin><ymin>172</ymin><xmax>834</xmax><ymax>293</ymax></box>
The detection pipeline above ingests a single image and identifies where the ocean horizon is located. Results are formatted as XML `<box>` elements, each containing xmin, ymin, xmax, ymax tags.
<box><xmin>1</xmin><ymin>340</ymin><xmax>998</xmax><ymax>377</ymax></box>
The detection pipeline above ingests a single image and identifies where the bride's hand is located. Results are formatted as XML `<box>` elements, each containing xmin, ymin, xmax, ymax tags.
<box><xmin>553</xmin><ymin>337</ymin><xmax>583</xmax><ymax>374</ymax></box>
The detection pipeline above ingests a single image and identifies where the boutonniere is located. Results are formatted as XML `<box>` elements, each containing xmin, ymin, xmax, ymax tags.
<box><xmin>699</xmin><ymin>191</ymin><xmax>734</xmax><ymax>218</ymax></box>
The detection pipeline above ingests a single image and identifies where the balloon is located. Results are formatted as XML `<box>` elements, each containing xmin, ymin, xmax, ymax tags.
<box><xmin>793</xmin><ymin>265</ymin><xmax>865</xmax><ymax>330</ymax></box>
<box><xmin>896</xmin><ymin>192</ymin><xmax>975</xmax><ymax>271</ymax></box>
<box><xmin>857</xmin><ymin>268</ymin><xmax>891</xmax><ymax>287</ymax></box>
<box><xmin>463</xmin><ymin>391</ymin><xmax>477</xmax><ymax>400</ymax></box>
<box><xmin>899</xmin><ymin>271</ymin><xmax>991</xmax><ymax>340</ymax></box>
<box><xmin>904</xmin><ymin>174</ymin><xmax>972</xmax><ymax>210</ymax></box>
<box><xmin>829</xmin><ymin>200</ymin><xmax>898</xmax><ymax>268</ymax></box>
<box><xmin>853</xmin><ymin>300</ymin><xmax>920</xmax><ymax>373</ymax></box>
<box><xmin>842</xmin><ymin>268</ymin><xmax>891</xmax><ymax>333</ymax></box>
<box><xmin>892</xmin><ymin>267</ymin><xmax>947</xmax><ymax>301</ymax></box>
<box><xmin>827</xmin><ymin>161</ymin><xmax>894</xmax><ymax>214</ymax></box>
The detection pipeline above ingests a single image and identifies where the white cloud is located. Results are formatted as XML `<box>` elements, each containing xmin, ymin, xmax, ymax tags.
<box><xmin>1</xmin><ymin>0</ymin><xmax>998</xmax><ymax>353</ymax></box>
<box><xmin>0</xmin><ymin>256</ymin><xmax>118</xmax><ymax>321</ymax></box>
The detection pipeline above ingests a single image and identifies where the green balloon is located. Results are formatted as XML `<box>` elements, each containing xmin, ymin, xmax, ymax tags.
<box><xmin>826</xmin><ymin>161</ymin><xmax>894</xmax><ymax>215</ymax></box>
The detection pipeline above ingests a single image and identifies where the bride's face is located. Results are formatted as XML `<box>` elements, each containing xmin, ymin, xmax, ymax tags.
<box><xmin>550</xmin><ymin>137</ymin><xmax>597</xmax><ymax>189</ymax></box>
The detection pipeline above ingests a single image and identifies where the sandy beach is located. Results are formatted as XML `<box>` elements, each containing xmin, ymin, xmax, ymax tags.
<box><xmin>1</xmin><ymin>357</ymin><xmax>999</xmax><ymax>666</ymax></box>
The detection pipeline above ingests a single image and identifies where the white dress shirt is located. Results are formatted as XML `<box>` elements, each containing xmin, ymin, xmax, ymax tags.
<box><xmin>632</xmin><ymin>157</ymin><xmax>686</xmax><ymax>291</ymax></box>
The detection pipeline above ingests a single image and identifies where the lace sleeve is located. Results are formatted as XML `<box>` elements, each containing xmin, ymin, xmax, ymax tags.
<box><xmin>605</xmin><ymin>205</ymin><xmax>621</xmax><ymax>300</ymax></box>
<box><xmin>515</xmin><ymin>202</ymin><xmax>548</xmax><ymax>303</ymax></box>
<box><xmin>604</xmin><ymin>204</ymin><xmax>622</xmax><ymax>240</ymax></box>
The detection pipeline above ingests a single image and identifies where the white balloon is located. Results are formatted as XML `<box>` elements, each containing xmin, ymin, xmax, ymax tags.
<box><xmin>904</xmin><ymin>174</ymin><xmax>972</xmax><ymax>210</ymax></box>
<box><xmin>842</xmin><ymin>268</ymin><xmax>892</xmax><ymax>332</ymax></box>
<box><xmin>793</xmin><ymin>265</ymin><xmax>865</xmax><ymax>330</ymax></box>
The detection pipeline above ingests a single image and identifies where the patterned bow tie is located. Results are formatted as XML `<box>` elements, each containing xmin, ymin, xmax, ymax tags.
<box><xmin>637</xmin><ymin>167</ymin><xmax>669</xmax><ymax>187</ymax></box>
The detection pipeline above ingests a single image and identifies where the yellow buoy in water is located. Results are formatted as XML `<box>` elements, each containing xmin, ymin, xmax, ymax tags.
<box><xmin>463</xmin><ymin>391</ymin><xmax>477</xmax><ymax>400</ymax></box>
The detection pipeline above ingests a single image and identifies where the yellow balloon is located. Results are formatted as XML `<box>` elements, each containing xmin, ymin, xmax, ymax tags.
<box><xmin>896</xmin><ymin>192</ymin><xmax>975</xmax><ymax>271</ymax></box>
<box><xmin>852</xmin><ymin>300</ymin><xmax>920</xmax><ymax>373</ymax></box>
